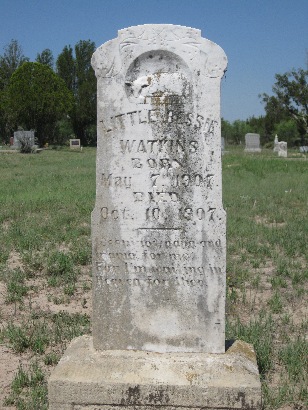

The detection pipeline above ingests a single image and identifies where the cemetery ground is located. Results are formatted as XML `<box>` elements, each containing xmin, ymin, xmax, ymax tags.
<box><xmin>0</xmin><ymin>147</ymin><xmax>307</xmax><ymax>410</ymax></box>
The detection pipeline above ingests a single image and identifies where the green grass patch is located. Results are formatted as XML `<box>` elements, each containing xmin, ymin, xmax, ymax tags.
<box><xmin>4</xmin><ymin>362</ymin><xmax>48</xmax><ymax>410</ymax></box>
<box><xmin>0</xmin><ymin>311</ymin><xmax>91</xmax><ymax>354</ymax></box>
<box><xmin>226</xmin><ymin>313</ymin><xmax>275</xmax><ymax>377</ymax></box>
<box><xmin>1</xmin><ymin>147</ymin><xmax>307</xmax><ymax>409</ymax></box>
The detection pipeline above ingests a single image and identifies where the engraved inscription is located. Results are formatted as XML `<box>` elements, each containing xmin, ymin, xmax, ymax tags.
<box><xmin>99</xmin><ymin>238</ymin><xmax>222</xmax><ymax>249</ymax></box>
<box><xmin>101</xmin><ymin>174</ymin><xmax>132</xmax><ymax>188</ymax></box>
<box><xmin>100</xmin><ymin>109</ymin><xmax>216</xmax><ymax>133</ymax></box>
<box><xmin>96</xmin><ymin>261</ymin><xmax>223</xmax><ymax>278</ymax></box>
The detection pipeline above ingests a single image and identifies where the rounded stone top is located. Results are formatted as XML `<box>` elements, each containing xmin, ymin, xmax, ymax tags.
<box><xmin>92</xmin><ymin>24</ymin><xmax>227</xmax><ymax>80</ymax></box>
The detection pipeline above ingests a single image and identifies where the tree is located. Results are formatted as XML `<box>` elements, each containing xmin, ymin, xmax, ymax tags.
<box><xmin>36</xmin><ymin>49</ymin><xmax>54</xmax><ymax>70</ymax></box>
<box><xmin>0</xmin><ymin>40</ymin><xmax>29</xmax><ymax>142</ymax></box>
<box><xmin>221</xmin><ymin>119</ymin><xmax>253</xmax><ymax>145</ymax></box>
<box><xmin>274</xmin><ymin>119</ymin><xmax>300</xmax><ymax>146</ymax></box>
<box><xmin>56</xmin><ymin>40</ymin><xmax>97</xmax><ymax>145</ymax></box>
<box><xmin>6</xmin><ymin>62</ymin><xmax>73</xmax><ymax>145</ymax></box>
<box><xmin>56</xmin><ymin>45</ymin><xmax>75</xmax><ymax>90</ymax></box>
<box><xmin>0</xmin><ymin>39</ymin><xmax>29</xmax><ymax>90</ymax></box>
<box><xmin>261</xmin><ymin>68</ymin><xmax>308</xmax><ymax>144</ymax></box>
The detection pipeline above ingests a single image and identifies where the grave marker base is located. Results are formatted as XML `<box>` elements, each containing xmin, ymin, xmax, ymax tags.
<box><xmin>244</xmin><ymin>148</ymin><xmax>261</xmax><ymax>153</ymax></box>
<box><xmin>48</xmin><ymin>335</ymin><xmax>261</xmax><ymax>409</ymax></box>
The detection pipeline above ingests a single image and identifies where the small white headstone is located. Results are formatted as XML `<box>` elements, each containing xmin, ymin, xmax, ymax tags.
<box><xmin>244</xmin><ymin>133</ymin><xmax>261</xmax><ymax>153</ymax></box>
<box><xmin>273</xmin><ymin>134</ymin><xmax>279</xmax><ymax>152</ymax></box>
<box><xmin>278</xmin><ymin>141</ymin><xmax>287</xmax><ymax>157</ymax></box>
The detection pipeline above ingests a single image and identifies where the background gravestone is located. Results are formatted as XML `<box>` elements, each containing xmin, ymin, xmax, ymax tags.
<box><xmin>12</xmin><ymin>130</ymin><xmax>35</xmax><ymax>149</ymax></box>
<box><xmin>49</xmin><ymin>24</ymin><xmax>262</xmax><ymax>410</ymax></box>
<box><xmin>273</xmin><ymin>134</ymin><xmax>279</xmax><ymax>152</ymax></box>
<box><xmin>244</xmin><ymin>133</ymin><xmax>261</xmax><ymax>153</ymax></box>
<box><xmin>278</xmin><ymin>141</ymin><xmax>287</xmax><ymax>157</ymax></box>
<box><xmin>69</xmin><ymin>138</ymin><xmax>81</xmax><ymax>149</ymax></box>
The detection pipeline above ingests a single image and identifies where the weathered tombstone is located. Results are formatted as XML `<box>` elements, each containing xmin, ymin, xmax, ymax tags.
<box><xmin>12</xmin><ymin>130</ymin><xmax>35</xmax><ymax>149</ymax></box>
<box><xmin>278</xmin><ymin>141</ymin><xmax>287</xmax><ymax>157</ymax></box>
<box><xmin>92</xmin><ymin>23</ymin><xmax>227</xmax><ymax>354</ymax></box>
<box><xmin>244</xmin><ymin>133</ymin><xmax>261</xmax><ymax>153</ymax></box>
<box><xmin>273</xmin><ymin>134</ymin><xmax>279</xmax><ymax>152</ymax></box>
<box><xmin>299</xmin><ymin>146</ymin><xmax>308</xmax><ymax>153</ymax></box>
<box><xmin>49</xmin><ymin>24</ymin><xmax>261</xmax><ymax>410</ymax></box>
<box><xmin>70</xmin><ymin>138</ymin><xmax>81</xmax><ymax>149</ymax></box>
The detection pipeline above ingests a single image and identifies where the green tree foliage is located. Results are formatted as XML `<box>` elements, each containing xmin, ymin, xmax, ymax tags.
<box><xmin>0</xmin><ymin>39</ymin><xmax>29</xmax><ymax>90</ymax></box>
<box><xmin>36</xmin><ymin>49</ymin><xmax>54</xmax><ymax>70</ymax></box>
<box><xmin>6</xmin><ymin>62</ymin><xmax>73</xmax><ymax>145</ymax></box>
<box><xmin>261</xmin><ymin>68</ymin><xmax>308</xmax><ymax>144</ymax></box>
<box><xmin>56</xmin><ymin>45</ymin><xmax>75</xmax><ymax>90</ymax></box>
<box><xmin>0</xmin><ymin>40</ymin><xmax>29</xmax><ymax>142</ymax></box>
<box><xmin>56</xmin><ymin>40</ymin><xmax>97</xmax><ymax>145</ymax></box>
<box><xmin>221</xmin><ymin>119</ymin><xmax>253</xmax><ymax>145</ymax></box>
<box><xmin>274</xmin><ymin>119</ymin><xmax>300</xmax><ymax>145</ymax></box>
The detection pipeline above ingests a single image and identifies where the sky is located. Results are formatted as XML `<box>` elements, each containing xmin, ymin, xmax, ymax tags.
<box><xmin>0</xmin><ymin>0</ymin><xmax>307</xmax><ymax>122</ymax></box>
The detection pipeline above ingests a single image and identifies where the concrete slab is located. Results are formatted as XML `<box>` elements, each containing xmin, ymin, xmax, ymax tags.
<box><xmin>48</xmin><ymin>335</ymin><xmax>262</xmax><ymax>409</ymax></box>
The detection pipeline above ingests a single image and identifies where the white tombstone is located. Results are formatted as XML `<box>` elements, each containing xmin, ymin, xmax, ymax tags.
<box><xmin>49</xmin><ymin>24</ymin><xmax>261</xmax><ymax>410</ymax></box>
<box><xmin>244</xmin><ymin>133</ymin><xmax>261</xmax><ymax>153</ymax></box>
<box><xmin>273</xmin><ymin>134</ymin><xmax>279</xmax><ymax>152</ymax></box>
<box><xmin>278</xmin><ymin>141</ymin><xmax>287</xmax><ymax>157</ymax></box>
<box><xmin>91</xmin><ymin>24</ymin><xmax>227</xmax><ymax>354</ymax></box>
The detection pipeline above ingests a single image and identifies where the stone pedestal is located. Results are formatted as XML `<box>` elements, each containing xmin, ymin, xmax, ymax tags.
<box><xmin>48</xmin><ymin>336</ymin><xmax>261</xmax><ymax>409</ymax></box>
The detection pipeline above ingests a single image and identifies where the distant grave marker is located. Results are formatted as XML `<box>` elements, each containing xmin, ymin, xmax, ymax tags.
<box><xmin>244</xmin><ymin>133</ymin><xmax>261</xmax><ymax>153</ymax></box>
<box><xmin>273</xmin><ymin>134</ymin><xmax>279</xmax><ymax>152</ymax></box>
<box><xmin>13</xmin><ymin>130</ymin><xmax>35</xmax><ymax>150</ymax></box>
<box><xmin>69</xmin><ymin>139</ymin><xmax>81</xmax><ymax>149</ymax></box>
<box><xmin>278</xmin><ymin>141</ymin><xmax>287</xmax><ymax>157</ymax></box>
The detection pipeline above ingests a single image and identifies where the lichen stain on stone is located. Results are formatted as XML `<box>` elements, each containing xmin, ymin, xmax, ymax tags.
<box><xmin>121</xmin><ymin>385</ymin><xmax>141</xmax><ymax>405</ymax></box>
<box><xmin>185</xmin><ymin>371</ymin><xmax>198</xmax><ymax>384</ymax></box>
<box><xmin>145</xmin><ymin>388</ymin><xmax>170</xmax><ymax>405</ymax></box>
<box><xmin>226</xmin><ymin>340</ymin><xmax>257</xmax><ymax>364</ymax></box>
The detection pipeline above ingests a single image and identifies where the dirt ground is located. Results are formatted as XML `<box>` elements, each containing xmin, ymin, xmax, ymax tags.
<box><xmin>0</xmin><ymin>251</ymin><xmax>307</xmax><ymax>409</ymax></box>
<box><xmin>0</xmin><ymin>252</ymin><xmax>92</xmax><ymax>409</ymax></box>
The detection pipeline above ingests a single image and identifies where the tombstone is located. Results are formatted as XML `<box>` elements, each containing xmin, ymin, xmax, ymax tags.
<box><xmin>12</xmin><ymin>130</ymin><xmax>35</xmax><ymax>149</ymax></box>
<box><xmin>49</xmin><ymin>24</ymin><xmax>261</xmax><ymax>410</ymax></box>
<box><xmin>69</xmin><ymin>138</ymin><xmax>81</xmax><ymax>149</ymax></box>
<box><xmin>273</xmin><ymin>134</ymin><xmax>279</xmax><ymax>152</ymax></box>
<box><xmin>278</xmin><ymin>141</ymin><xmax>287</xmax><ymax>157</ymax></box>
<box><xmin>244</xmin><ymin>133</ymin><xmax>261</xmax><ymax>153</ymax></box>
<box><xmin>299</xmin><ymin>146</ymin><xmax>308</xmax><ymax>153</ymax></box>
